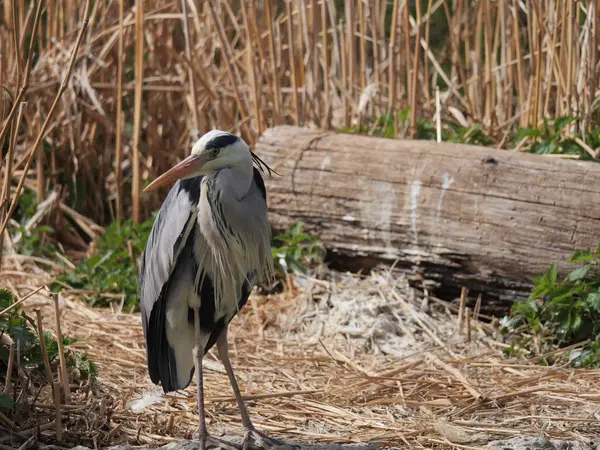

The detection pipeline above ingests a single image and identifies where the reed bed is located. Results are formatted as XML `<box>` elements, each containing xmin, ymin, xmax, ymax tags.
<box><xmin>1</xmin><ymin>0</ymin><xmax>599</xmax><ymax>234</ymax></box>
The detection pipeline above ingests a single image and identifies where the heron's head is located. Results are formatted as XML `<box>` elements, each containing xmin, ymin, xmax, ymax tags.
<box><xmin>144</xmin><ymin>130</ymin><xmax>250</xmax><ymax>192</ymax></box>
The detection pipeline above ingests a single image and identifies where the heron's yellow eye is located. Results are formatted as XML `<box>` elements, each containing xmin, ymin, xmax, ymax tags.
<box><xmin>212</xmin><ymin>148</ymin><xmax>220</xmax><ymax>157</ymax></box>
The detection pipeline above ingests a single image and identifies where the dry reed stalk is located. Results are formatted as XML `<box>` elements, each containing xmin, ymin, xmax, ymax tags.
<box><xmin>51</xmin><ymin>292</ymin><xmax>71</xmax><ymax>404</ymax></box>
<box><xmin>458</xmin><ymin>286</ymin><xmax>468</xmax><ymax>332</ymax></box>
<box><xmin>483</xmin><ymin>0</ymin><xmax>493</xmax><ymax>126</ymax></box>
<box><xmin>181</xmin><ymin>0</ymin><xmax>199</xmax><ymax>135</ymax></box>
<box><xmin>387</xmin><ymin>0</ymin><xmax>399</xmax><ymax>122</ymax></box>
<box><xmin>0</xmin><ymin>0</ymin><xmax>42</xmax><ymax>149</ymax></box>
<box><xmin>285</xmin><ymin>0</ymin><xmax>300</xmax><ymax>126</ymax></box>
<box><xmin>33</xmin><ymin>103</ymin><xmax>44</xmax><ymax>203</ymax></box>
<box><xmin>0</xmin><ymin>0</ymin><xmax>91</xmax><ymax>239</ymax></box>
<box><xmin>11</xmin><ymin>0</ymin><xmax>22</xmax><ymax>81</ymax></box>
<box><xmin>402</xmin><ymin>0</ymin><xmax>410</xmax><ymax>100</ymax></box>
<box><xmin>264</xmin><ymin>0</ymin><xmax>282</xmax><ymax>125</ymax></box>
<box><xmin>409</xmin><ymin>0</ymin><xmax>422</xmax><ymax>138</ymax></box>
<box><xmin>206</xmin><ymin>0</ymin><xmax>251</xmax><ymax>140</ymax></box>
<box><xmin>131</xmin><ymin>0</ymin><xmax>143</xmax><ymax>224</ymax></box>
<box><xmin>565</xmin><ymin>0</ymin><xmax>574</xmax><ymax>119</ymax></box>
<box><xmin>512</xmin><ymin>0</ymin><xmax>526</xmax><ymax>126</ymax></box>
<box><xmin>0</xmin><ymin>101</ymin><xmax>25</xmax><ymax>269</ymax></box>
<box><xmin>358</xmin><ymin>1</ymin><xmax>366</xmax><ymax>93</ymax></box>
<box><xmin>531</xmin><ymin>2</ymin><xmax>543</xmax><ymax>126</ymax></box>
<box><xmin>53</xmin><ymin>382</ymin><xmax>61</xmax><ymax>442</ymax></box>
<box><xmin>423</xmin><ymin>0</ymin><xmax>433</xmax><ymax>108</ymax></box>
<box><xmin>321</xmin><ymin>0</ymin><xmax>329</xmax><ymax>128</ymax></box>
<box><xmin>34</xmin><ymin>308</ymin><xmax>55</xmax><ymax>392</ymax></box>
<box><xmin>465</xmin><ymin>307</ymin><xmax>472</xmax><ymax>342</ymax></box>
<box><xmin>345</xmin><ymin>0</ymin><xmax>354</xmax><ymax>128</ymax></box>
<box><xmin>435</xmin><ymin>86</ymin><xmax>441</xmax><ymax>143</ymax></box>
<box><xmin>0</xmin><ymin>286</ymin><xmax>44</xmax><ymax>317</ymax></box>
<box><xmin>240</xmin><ymin>1</ymin><xmax>260</xmax><ymax>135</ymax></box>
<box><xmin>297</xmin><ymin>0</ymin><xmax>307</xmax><ymax>126</ymax></box>
<box><xmin>114</xmin><ymin>0</ymin><xmax>125</xmax><ymax>223</ymax></box>
<box><xmin>3</xmin><ymin>343</ymin><xmax>14</xmax><ymax>394</ymax></box>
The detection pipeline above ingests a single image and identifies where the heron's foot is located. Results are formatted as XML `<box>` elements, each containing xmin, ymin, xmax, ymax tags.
<box><xmin>198</xmin><ymin>433</ymin><xmax>242</xmax><ymax>450</ymax></box>
<box><xmin>242</xmin><ymin>427</ymin><xmax>287</xmax><ymax>450</ymax></box>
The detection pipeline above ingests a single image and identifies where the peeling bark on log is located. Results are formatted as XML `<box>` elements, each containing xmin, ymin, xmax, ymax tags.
<box><xmin>256</xmin><ymin>126</ymin><xmax>600</xmax><ymax>311</ymax></box>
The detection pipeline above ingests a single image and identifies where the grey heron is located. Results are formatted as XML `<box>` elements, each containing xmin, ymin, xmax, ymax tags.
<box><xmin>140</xmin><ymin>130</ymin><xmax>280</xmax><ymax>450</ymax></box>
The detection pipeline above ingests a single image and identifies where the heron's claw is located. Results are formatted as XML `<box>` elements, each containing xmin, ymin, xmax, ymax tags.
<box><xmin>198</xmin><ymin>434</ymin><xmax>242</xmax><ymax>450</ymax></box>
<box><xmin>242</xmin><ymin>428</ymin><xmax>287</xmax><ymax>450</ymax></box>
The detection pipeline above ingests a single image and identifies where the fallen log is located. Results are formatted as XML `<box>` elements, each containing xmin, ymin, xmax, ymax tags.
<box><xmin>256</xmin><ymin>126</ymin><xmax>600</xmax><ymax>311</ymax></box>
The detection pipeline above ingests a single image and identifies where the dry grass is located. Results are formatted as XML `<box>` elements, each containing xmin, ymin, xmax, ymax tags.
<box><xmin>1</xmin><ymin>259</ymin><xmax>599</xmax><ymax>449</ymax></box>
<box><xmin>1</xmin><ymin>0</ymin><xmax>599</xmax><ymax>232</ymax></box>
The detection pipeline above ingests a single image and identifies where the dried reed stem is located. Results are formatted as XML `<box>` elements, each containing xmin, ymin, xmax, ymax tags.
<box><xmin>114</xmin><ymin>0</ymin><xmax>125</xmax><ymax>223</ymax></box>
<box><xmin>131</xmin><ymin>0</ymin><xmax>143</xmax><ymax>224</ymax></box>
<box><xmin>51</xmin><ymin>292</ymin><xmax>71</xmax><ymax>404</ymax></box>
<box><xmin>3</xmin><ymin>343</ymin><xmax>14</xmax><ymax>394</ymax></box>
<box><xmin>264</xmin><ymin>0</ymin><xmax>282</xmax><ymax>124</ymax></box>
<box><xmin>181</xmin><ymin>0</ymin><xmax>199</xmax><ymax>134</ymax></box>
<box><xmin>0</xmin><ymin>101</ymin><xmax>25</xmax><ymax>269</ymax></box>
<box><xmin>409</xmin><ymin>0</ymin><xmax>422</xmax><ymax>138</ymax></box>
<box><xmin>0</xmin><ymin>0</ymin><xmax>91</xmax><ymax>238</ymax></box>
<box><xmin>34</xmin><ymin>309</ymin><xmax>55</xmax><ymax>392</ymax></box>
<box><xmin>0</xmin><ymin>0</ymin><xmax>43</xmax><ymax>148</ymax></box>
<box><xmin>285</xmin><ymin>0</ymin><xmax>300</xmax><ymax>125</ymax></box>
<box><xmin>54</xmin><ymin>382</ymin><xmax>61</xmax><ymax>441</ymax></box>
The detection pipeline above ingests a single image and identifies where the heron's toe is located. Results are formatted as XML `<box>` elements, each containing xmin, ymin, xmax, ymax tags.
<box><xmin>242</xmin><ymin>428</ymin><xmax>294</xmax><ymax>450</ymax></box>
<box><xmin>198</xmin><ymin>434</ymin><xmax>242</xmax><ymax>450</ymax></box>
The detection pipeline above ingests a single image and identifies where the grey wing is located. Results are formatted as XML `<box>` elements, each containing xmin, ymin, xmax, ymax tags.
<box><xmin>139</xmin><ymin>178</ymin><xmax>201</xmax><ymax>392</ymax></box>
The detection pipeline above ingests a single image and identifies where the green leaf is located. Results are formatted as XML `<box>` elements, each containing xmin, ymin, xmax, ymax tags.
<box><xmin>553</xmin><ymin>116</ymin><xmax>579</xmax><ymax>133</ymax></box>
<box><xmin>0</xmin><ymin>289</ymin><xmax>13</xmax><ymax>309</ymax></box>
<box><xmin>531</xmin><ymin>141</ymin><xmax>557</xmax><ymax>155</ymax></box>
<box><xmin>530</xmin><ymin>264</ymin><xmax>557</xmax><ymax>299</ymax></box>
<box><xmin>0</xmin><ymin>394</ymin><xmax>13</xmax><ymax>410</ymax></box>
<box><xmin>586</xmin><ymin>292</ymin><xmax>600</xmax><ymax>312</ymax></box>
<box><xmin>514</xmin><ymin>127</ymin><xmax>542</xmax><ymax>141</ymax></box>
<box><xmin>570</xmin><ymin>250</ymin><xmax>595</xmax><ymax>263</ymax></box>
<box><xmin>566</xmin><ymin>265</ymin><xmax>591</xmax><ymax>282</ymax></box>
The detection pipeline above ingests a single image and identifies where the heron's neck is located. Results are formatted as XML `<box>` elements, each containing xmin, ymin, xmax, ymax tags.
<box><xmin>216</xmin><ymin>157</ymin><xmax>253</xmax><ymax>200</ymax></box>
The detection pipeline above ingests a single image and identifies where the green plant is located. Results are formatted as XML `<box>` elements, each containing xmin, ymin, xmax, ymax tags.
<box><xmin>0</xmin><ymin>289</ymin><xmax>96</xmax><ymax>412</ymax></box>
<box><xmin>272</xmin><ymin>222</ymin><xmax>325</xmax><ymax>279</ymax></box>
<box><xmin>54</xmin><ymin>215</ymin><xmax>156</xmax><ymax>309</ymax></box>
<box><xmin>12</xmin><ymin>191</ymin><xmax>58</xmax><ymax>259</ymax></box>
<box><xmin>513</xmin><ymin>116</ymin><xmax>599</xmax><ymax>160</ymax></box>
<box><xmin>506</xmin><ymin>244</ymin><xmax>600</xmax><ymax>365</ymax></box>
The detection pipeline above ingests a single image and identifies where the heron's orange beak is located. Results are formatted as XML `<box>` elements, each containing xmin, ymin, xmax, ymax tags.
<box><xmin>144</xmin><ymin>153</ymin><xmax>209</xmax><ymax>192</ymax></box>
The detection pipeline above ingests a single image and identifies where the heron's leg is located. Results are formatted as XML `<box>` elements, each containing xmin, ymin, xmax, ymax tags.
<box><xmin>193</xmin><ymin>307</ymin><xmax>209</xmax><ymax>441</ymax></box>
<box><xmin>194</xmin><ymin>311</ymin><xmax>242</xmax><ymax>450</ymax></box>
<box><xmin>217</xmin><ymin>327</ymin><xmax>286</xmax><ymax>450</ymax></box>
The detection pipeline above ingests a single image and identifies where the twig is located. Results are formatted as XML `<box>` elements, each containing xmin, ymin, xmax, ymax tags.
<box><xmin>0</xmin><ymin>285</ymin><xmax>45</xmax><ymax>317</ymax></box>
<box><xmin>54</xmin><ymin>382</ymin><xmax>62</xmax><ymax>442</ymax></box>
<box><xmin>51</xmin><ymin>292</ymin><xmax>71</xmax><ymax>404</ymax></box>
<box><xmin>3</xmin><ymin>343</ymin><xmax>15</xmax><ymax>394</ymax></box>
<box><xmin>458</xmin><ymin>287</ymin><xmax>468</xmax><ymax>332</ymax></box>
<box><xmin>435</xmin><ymin>86</ymin><xmax>441</xmax><ymax>143</ymax></box>
<box><xmin>465</xmin><ymin>307</ymin><xmax>472</xmax><ymax>343</ymax></box>
<box><xmin>34</xmin><ymin>309</ymin><xmax>55</xmax><ymax>394</ymax></box>
<box><xmin>426</xmin><ymin>353</ymin><xmax>482</xmax><ymax>400</ymax></box>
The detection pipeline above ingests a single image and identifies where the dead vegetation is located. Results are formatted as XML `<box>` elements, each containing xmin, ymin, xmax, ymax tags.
<box><xmin>1</xmin><ymin>0</ymin><xmax>600</xmax><ymax>232</ymax></box>
<box><xmin>1</xmin><ymin>260</ymin><xmax>599</xmax><ymax>449</ymax></box>
<box><xmin>1</xmin><ymin>1</ymin><xmax>600</xmax><ymax>448</ymax></box>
